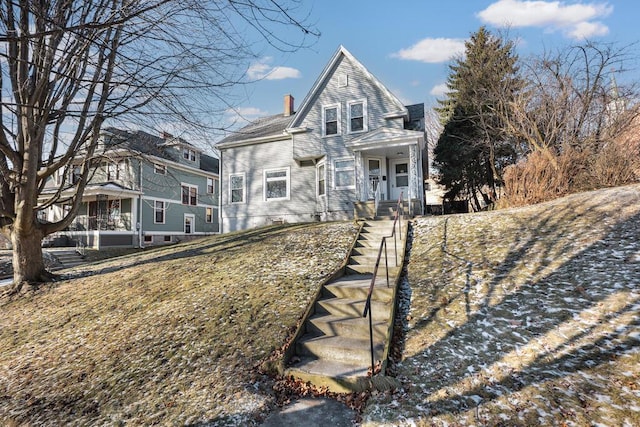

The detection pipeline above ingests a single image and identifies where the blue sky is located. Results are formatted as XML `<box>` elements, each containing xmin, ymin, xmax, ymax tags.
<box><xmin>224</xmin><ymin>0</ymin><xmax>639</xmax><ymax>135</ymax></box>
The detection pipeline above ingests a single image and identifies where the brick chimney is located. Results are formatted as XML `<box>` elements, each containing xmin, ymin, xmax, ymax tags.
<box><xmin>284</xmin><ymin>94</ymin><xmax>294</xmax><ymax>117</ymax></box>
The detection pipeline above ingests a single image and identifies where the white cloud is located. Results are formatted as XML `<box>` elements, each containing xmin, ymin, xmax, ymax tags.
<box><xmin>266</xmin><ymin>66</ymin><xmax>301</xmax><ymax>80</ymax></box>
<box><xmin>247</xmin><ymin>57</ymin><xmax>301</xmax><ymax>80</ymax></box>
<box><xmin>430</xmin><ymin>83</ymin><xmax>449</xmax><ymax>98</ymax></box>
<box><xmin>477</xmin><ymin>0</ymin><xmax>613</xmax><ymax>39</ymax></box>
<box><xmin>392</xmin><ymin>38</ymin><xmax>466</xmax><ymax>63</ymax></box>
<box><xmin>568</xmin><ymin>20</ymin><xmax>609</xmax><ymax>38</ymax></box>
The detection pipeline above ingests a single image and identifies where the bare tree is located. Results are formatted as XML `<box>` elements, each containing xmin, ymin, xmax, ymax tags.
<box><xmin>503</xmin><ymin>41</ymin><xmax>639</xmax><ymax>165</ymax></box>
<box><xmin>500</xmin><ymin>41</ymin><xmax>640</xmax><ymax>206</ymax></box>
<box><xmin>0</xmin><ymin>0</ymin><xmax>317</xmax><ymax>290</ymax></box>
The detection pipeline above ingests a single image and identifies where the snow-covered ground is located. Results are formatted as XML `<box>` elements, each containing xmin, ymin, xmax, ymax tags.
<box><xmin>363</xmin><ymin>184</ymin><xmax>640</xmax><ymax>426</ymax></box>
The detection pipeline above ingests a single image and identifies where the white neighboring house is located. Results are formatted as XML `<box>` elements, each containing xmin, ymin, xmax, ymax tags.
<box><xmin>216</xmin><ymin>46</ymin><xmax>427</xmax><ymax>233</ymax></box>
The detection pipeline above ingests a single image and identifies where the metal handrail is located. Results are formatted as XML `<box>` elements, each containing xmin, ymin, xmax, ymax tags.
<box><xmin>362</xmin><ymin>192</ymin><xmax>404</xmax><ymax>375</ymax></box>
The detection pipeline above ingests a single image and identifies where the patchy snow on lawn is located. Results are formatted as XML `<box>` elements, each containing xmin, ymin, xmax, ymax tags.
<box><xmin>363</xmin><ymin>184</ymin><xmax>640</xmax><ymax>426</ymax></box>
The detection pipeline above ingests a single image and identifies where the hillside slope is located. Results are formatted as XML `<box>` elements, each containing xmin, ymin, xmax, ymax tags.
<box><xmin>0</xmin><ymin>222</ymin><xmax>359</xmax><ymax>426</ymax></box>
<box><xmin>364</xmin><ymin>184</ymin><xmax>640</xmax><ymax>426</ymax></box>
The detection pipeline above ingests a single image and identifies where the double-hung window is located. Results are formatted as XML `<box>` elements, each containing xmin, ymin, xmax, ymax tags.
<box><xmin>323</xmin><ymin>104</ymin><xmax>340</xmax><ymax>136</ymax></box>
<box><xmin>181</xmin><ymin>184</ymin><xmax>197</xmax><ymax>206</ymax></box>
<box><xmin>154</xmin><ymin>163</ymin><xmax>166</xmax><ymax>175</ymax></box>
<box><xmin>207</xmin><ymin>177</ymin><xmax>216</xmax><ymax>194</ymax></box>
<box><xmin>348</xmin><ymin>100</ymin><xmax>367</xmax><ymax>133</ymax></box>
<box><xmin>317</xmin><ymin>162</ymin><xmax>326</xmax><ymax>196</ymax></box>
<box><xmin>264</xmin><ymin>167</ymin><xmax>290</xmax><ymax>201</ymax></box>
<box><xmin>183</xmin><ymin>147</ymin><xmax>196</xmax><ymax>161</ymax></box>
<box><xmin>230</xmin><ymin>173</ymin><xmax>245</xmax><ymax>203</ymax></box>
<box><xmin>106</xmin><ymin>160</ymin><xmax>126</xmax><ymax>180</ymax></box>
<box><xmin>334</xmin><ymin>158</ymin><xmax>355</xmax><ymax>189</ymax></box>
<box><xmin>205</xmin><ymin>207</ymin><xmax>214</xmax><ymax>223</ymax></box>
<box><xmin>154</xmin><ymin>201</ymin><xmax>165</xmax><ymax>224</ymax></box>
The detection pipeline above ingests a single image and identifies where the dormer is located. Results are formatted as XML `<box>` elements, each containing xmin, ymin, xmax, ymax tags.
<box><xmin>159</xmin><ymin>131</ymin><xmax>202</xmax><ymax>168</ymax></box>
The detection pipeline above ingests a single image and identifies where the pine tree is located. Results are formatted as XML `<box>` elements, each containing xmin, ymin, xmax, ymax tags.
<box><xmin>434</xmin><ymin>27</ymin><xmax>521</xmax><ymax>210</ymax></box>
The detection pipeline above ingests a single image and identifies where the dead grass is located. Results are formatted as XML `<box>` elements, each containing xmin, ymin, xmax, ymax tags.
<box><xmin>363</xmin><ymin>183</ymin><xmax>640</xmax><ymax>426</ymax></box>
<box><xmin>0</xmin><ymin>221</ymin><xmax>359</xmax><ymax>426</ymax></box>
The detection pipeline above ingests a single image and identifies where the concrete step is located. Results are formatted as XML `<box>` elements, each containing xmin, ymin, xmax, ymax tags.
<box><xmin>316</xmin><ymin>297</ymin><xmax>391</xmax><ymax>321</ymax></box>
<box><xmin>296</xmin><ymin>335</ymin><xmax>383</xmax><ymax>365</ymax></box>
<box><xmin>307</xmin><ymin>313</ymin><xmax>389</xmax><ymax>341</ymax></box>
<box><xmin>286</xmin><ymin>358</ymin><xmax>371</xmax><ymax>393</ymax></box>
<box><xmin>348</xmin><ymin>254</ymin><xmax>402</xmax><ymax>269</ymax></box>
<box><xmin>345</xmin><ymin>264</ymin><xmax>401</xmax><ymax>277</ymax></box>
<box><xmin>323</xmin><ymin>275</ymin><xmax>393</xmax><ymax>301</ymax></box>
<box><xmin>50</xmin><ymin>251</ymin><xmax>85</xmax><ymax>268</ymax></box>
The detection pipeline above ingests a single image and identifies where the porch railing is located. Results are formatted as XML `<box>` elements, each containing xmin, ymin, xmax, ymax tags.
<box><xmin>373</xmin><ymin>182</ymin><xmax>382</xmax><ymax>214</ymax></box>
<box><xmin>362</xmin><ymin>192</ymin><xmax>404</xmax><ymax>375</ymax></box>
<box><xmin>75</xmin><ymin>240</ymin><xmax>87</xmax><ymax>257</ymax></box>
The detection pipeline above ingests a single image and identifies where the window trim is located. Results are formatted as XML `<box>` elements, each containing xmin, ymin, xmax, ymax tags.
<box><xmin>181</xmin><ymin>184</ymin><xmax>198</xmax><ymax>206</ymax></box>
<box><xmin>333</xmin><ymin>157</ymin><xmax>355</xmax><ymax>190</ymax></box>
<box><xmin>154</xmin><ymin>163</ymin><xmax>167</xmax><ymax>175</ymax></box>
<box><xmin>347</xmin><ymin>99</ymin><xmax>367</xmax><ymax>133</ymax></box>
<box><xmin>205</xmin><ymin>206</ymin><xmax>214</xmax><ymax>223</ymax></box>
<box><xmin>263</xmin><ymin>167</ymin><xmax>290</xmax><ymax>201</ymax></box>
<box><xmin>106</xmin><ymin>160</ymin><xmax>126</xmax><ymax>180</ymax></box>
<box><xmin>183</xmin><ymin>147</ymin><xmax>196</xmax><ymax>162</ymax></box>
<box><xmin>229</xmin><ymin>172</ymin><xmax>246</xmax><ymax>204</ymax></box>
<box><xmin>322</xmin><ymin>104</ymin><xmax>341</xmax><ymax>137</ymax></box>
<box><xmin>154</xmin><ymin>200</ymin><xmax>166</xmax><ymax>224</ymax></box>
<box><xmin>207</xmin><ymin>177</ymin><xmax>217</xmax><ymax>194</ymax></box>
<box><xmin>316</xmin><ymin>161</ymin><xmax>326</xmax><ymax>197</ymax></box>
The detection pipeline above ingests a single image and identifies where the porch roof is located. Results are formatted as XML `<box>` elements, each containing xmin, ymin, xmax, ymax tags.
<box><xmin>346</xmin><ymin>127</ymin><xmax>424</xmax><ymax>152</ymax></box>
<box><xmin>81</xmin><ymin>183</ymin><xmax>141</xmax><ymax>198</ymax></box>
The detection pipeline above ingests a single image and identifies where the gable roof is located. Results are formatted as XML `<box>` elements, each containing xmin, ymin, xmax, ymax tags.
<box><xmin>216</xmin><ymin>113</ymin><xmax>293</xmax><ymax>148</ymax></box>
<box><xmin>288</xmin><ymin>46</ymin><xmax>409</xmax><ymax>130</ymax></box>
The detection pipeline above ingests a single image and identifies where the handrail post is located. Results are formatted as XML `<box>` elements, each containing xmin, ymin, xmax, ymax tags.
<box><xmin>384</xmin><ymin>238</ymin><xmax>389</xmax><ymax>287</ymax></box>
<box><xmin>368</xmin><ymin>305</ymin><xmax>374</xmax><ymax>374</ymax></box>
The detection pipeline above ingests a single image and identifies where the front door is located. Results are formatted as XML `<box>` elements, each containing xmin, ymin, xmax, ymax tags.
<box><xmin>184</xmin><ymin>214</ymin><xmax>195</xmax><ymax>234</ymax></box>
<box><xmin>366</xmin><ymin>157</ymin><xmax>384</xmax><ymax>200</ymax></box>
<box><xmin>390</xmin><ymin>159</ymin><xmax>409</xmax><ymax>200</ymax></box>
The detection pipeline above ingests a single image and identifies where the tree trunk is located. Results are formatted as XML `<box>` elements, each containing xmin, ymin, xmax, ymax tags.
<box><xmin>10</xmin><ymin>228</ymin><xmax>54</xmax><ymax>291</ymax></box>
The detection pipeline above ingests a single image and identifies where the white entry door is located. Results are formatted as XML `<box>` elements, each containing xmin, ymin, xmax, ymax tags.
<box><xmin>366</xmin><ymin>157</ymin><xmax>384</xmax><ymax>200</ymax></box>
<box><xmin>390</xmin><ymin>159</ymin><xmax>409</xmax><ymax>201</ymax></box>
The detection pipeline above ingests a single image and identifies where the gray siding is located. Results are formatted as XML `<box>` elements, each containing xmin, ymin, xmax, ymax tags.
<box><xmin>292</xmin><ymin>54</ymin><xmax>404</xmax><ymax>216</ymax></box>
<box><xmin>139</xmin><ymin>157</ymin><xmax>219</xmax><ymax>234</ymax></box>
<box><xmin>221</xmin><ymin>138</ymin><xmax>320</xmax><ymax>232</ymax></box>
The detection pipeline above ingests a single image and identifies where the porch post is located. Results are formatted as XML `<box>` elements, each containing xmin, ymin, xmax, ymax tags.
<box><xmin>354</xmin><ymin>151</ymin><xmax>366</xmax><ymax>202</ymax></box>
<box><xmin>409</xmin><ymin>145</ymin><xmax>419</xmax><ymax>201</ymax></box>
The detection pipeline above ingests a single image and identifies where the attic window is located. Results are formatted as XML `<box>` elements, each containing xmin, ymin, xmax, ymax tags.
<box><xmin>339</xmin><ymin>74</ymin><xmax>348</xmax><ymax>87</ymax></box>
<box><xmin>183</xmin><ymin>147</ymin><xmax>196</xmax><ymax>162</ymax></box>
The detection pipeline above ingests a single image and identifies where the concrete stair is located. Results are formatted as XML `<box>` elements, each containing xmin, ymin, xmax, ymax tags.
<box><xmin>375</xmin><ymin>200</ymin><xmax>408</xmax><ymax>220</ymax></box>
<box><xmin>49</xmin><ymin>250</ymin><xmax>86</xmax><ymax>268</ymax></box>
<box><xmin>285</xmin><ymin>219</ymin><xmax>407</xmax><ymax>393</ymax></box>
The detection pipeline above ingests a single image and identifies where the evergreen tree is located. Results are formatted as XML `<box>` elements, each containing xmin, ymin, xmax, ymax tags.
<box><xmin>434</xmin><ymin>27</ymin><xmax>521</xmax><ymax>210</ymax></box>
